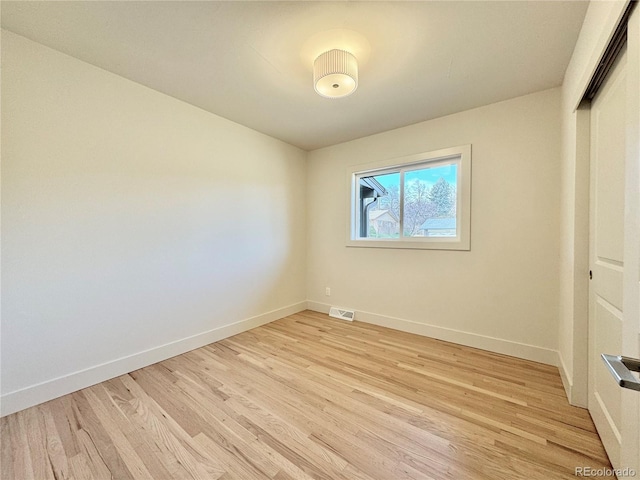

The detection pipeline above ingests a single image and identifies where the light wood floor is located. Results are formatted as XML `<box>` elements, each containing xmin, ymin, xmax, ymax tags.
<box><xmin>2</xmin><ymin>311</ymin><xmax>614</xmax><ymax>479</ymax></box>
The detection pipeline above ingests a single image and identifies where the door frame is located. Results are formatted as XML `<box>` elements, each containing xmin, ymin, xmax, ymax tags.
<box><xmin>619</xmin><ymin>5</ymin><xmax>640</xmax><ymax>473</ymax></box>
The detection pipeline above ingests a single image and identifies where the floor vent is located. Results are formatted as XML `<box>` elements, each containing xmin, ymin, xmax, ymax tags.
<box><xmin>329</xmin><ymin>307</ymin><xmax>355</xmax><ymax>322</ymax></box>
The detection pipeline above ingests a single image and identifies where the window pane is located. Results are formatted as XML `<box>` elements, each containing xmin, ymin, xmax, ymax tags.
<box><xmin>403</xmin><ymin>163</ymin><xmax>457</xmax><ymax>238</ymax></box>
<box><xmin>362</xmin><ymin>172</ymin><xmax>400</xmax><ymax>238</ymax></box>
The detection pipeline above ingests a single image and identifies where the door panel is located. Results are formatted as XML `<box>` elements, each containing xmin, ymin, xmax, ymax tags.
<box><xmin>594</xmin><ymin>73</ymin><xmax>626</xmax><ymax>263</ymax></box>
<box><xmin>594</xmin><ymin>299</ymin><xmax>623</xmax><ymax>425</ymax></box>
<box><xmin>594</xmin><ymin>263</ymin><xmax>624</xmax><ymax>311</ymax></box>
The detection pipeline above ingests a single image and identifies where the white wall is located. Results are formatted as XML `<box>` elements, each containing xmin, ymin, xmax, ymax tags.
<box><xmin>1</xmin><ymin>30</ymin><xmax>307</xmax><ymax>416</ymax></box>
<box><xmin>307</xmin><ymin>88</ymin><xmax>561</xmax><ymax>364</ymax></box>
<box><xmin>558</xmin><ymin>0</ymin><xmax>629</xmax><ymax>407</ymax></box>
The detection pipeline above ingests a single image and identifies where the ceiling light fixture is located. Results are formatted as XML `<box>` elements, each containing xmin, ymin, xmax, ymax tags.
<box><xmin>313</xmin><ymin>49</ymin><xmax>358</xmax><ymax>99</ymax></box>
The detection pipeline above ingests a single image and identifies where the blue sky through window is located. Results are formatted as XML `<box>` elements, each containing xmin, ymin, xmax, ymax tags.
<box><xmin>374</xmin><ymin>163</ymin><xmax>457</xmax><ymax>190</ymax></box>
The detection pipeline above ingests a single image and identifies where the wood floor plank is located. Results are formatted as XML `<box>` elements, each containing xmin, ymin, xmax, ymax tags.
<box><xmin>22</xmin><ymin>407</ymin><xmax>56</xmax><ymax>480</ymax></box>
<box><xmin>39</xmin><ymin>404</ymin><xmax>73</xmax><ymax>480</ymax></box>
<box><xmin>81</xmin><ymin>386</ymin><xmax>155</xmax><ymax>480</ymax></box>
<box><xmin>1</xmin><ymin>414</ymin><xmax>16</xmax><ymax>480</ymax></box>
<box><xmin>119</xmin><ymin>374</ymin><xmax>227</xmax><ymax>480</ymax></box>
<box><xmin>68</xmin><ymin>452</ymin><xmax>95</xmax><ymax>480</ymax></box>
<box><xmin>1</xmin><ymin>311</ymin><xmax>614</xmax><ymax>479</ymax></box>
<box><xmin>100</xmin><ymin>378</ymin><xmax>177</xmax><ymax>480</ymax></box>
<box><xmin>71</xmin><ymin>391</ymin><xmax>135</xmax><ymax>480</ymax></box>
<box><xmin>9</xmin><ymin>410</ymin><xmax>35</xmax><ymax>479</ymax></box>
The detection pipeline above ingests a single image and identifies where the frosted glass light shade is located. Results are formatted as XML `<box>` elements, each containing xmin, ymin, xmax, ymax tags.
<box><xmin>313</xmin><ymin>49</ymin><xmax>358</xmax><ymax>98</ymax></box>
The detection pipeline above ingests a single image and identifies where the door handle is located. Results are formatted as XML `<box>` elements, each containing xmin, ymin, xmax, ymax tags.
<box><xmin>601</xmin><ymin>354</ymin><xmax>640</xmax><ymax>391</ymax></box>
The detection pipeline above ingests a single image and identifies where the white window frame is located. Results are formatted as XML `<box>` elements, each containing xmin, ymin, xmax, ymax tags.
<box><xmin>346</xmin><ymin>145</ymin><xmax>471</xmax><ymax>250</ymax></box>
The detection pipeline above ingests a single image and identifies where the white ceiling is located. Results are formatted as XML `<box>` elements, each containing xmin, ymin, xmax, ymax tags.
<box><xmin>1</xmin><ymin>1</ymin><xmax>588</xmax><ymax>151</ymax></box>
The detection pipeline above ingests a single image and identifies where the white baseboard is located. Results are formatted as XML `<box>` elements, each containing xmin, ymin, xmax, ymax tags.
<box><xmin>307</xmin><ymin>301</ymin><xmax>558</xmax><ymax>366</ymax></box>
<box><xmin>1</xmin><ymin>301</ymin><xmax>307</xmax><ymax>417</ymax></box>
<box><xmin>558</xmin><ymin>353</ymin><xmax>573</xmax><ymax>401</ymax></box>
<box><xmin>557</xmin><ymin>352</ymin><xmax>589</xmax><ymax>408</ymax></box>
<box><xmin>2</xmin><ymin>301</ymin><xmax>561</xmax><ymax>417</ymax></box>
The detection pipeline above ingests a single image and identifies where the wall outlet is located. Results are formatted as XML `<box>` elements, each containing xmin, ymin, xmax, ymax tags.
<box><xmin>325</xmin><ymin>287</ymin><xmax>331</xmax><ymax>296</ymax></box>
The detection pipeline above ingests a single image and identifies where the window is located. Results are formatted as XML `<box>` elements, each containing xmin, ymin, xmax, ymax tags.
<box><xmin>347</xmin><ymin>145</ymin><xmax>471</xmax><ymax>250</ymax></box>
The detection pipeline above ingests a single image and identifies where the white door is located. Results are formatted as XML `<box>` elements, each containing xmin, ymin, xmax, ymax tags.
<box><xmin>589</xmin><ymin>8</ymin><xmax>640</xmax><ymax>474</ymax></box>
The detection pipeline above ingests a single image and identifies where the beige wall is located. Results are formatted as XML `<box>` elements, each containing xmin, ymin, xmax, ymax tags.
<box><xmin>1</xmin><ymin>31</ymin><xmax>307</xmax><ymax>415</ymax></box>
<box><xmin>558</xmin><ymin>0</ymin><xmax>629</xmax><ymax>407</ymax></box>
<box><xmin>307</xmin><ymin>88</ymin><xmax>561</xmax><ymax>364</ymax></box>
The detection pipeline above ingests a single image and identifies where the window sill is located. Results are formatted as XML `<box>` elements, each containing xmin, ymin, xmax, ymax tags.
<box><xmin>346</xmin><ymin>238</ymin><xmax>470</xmax><ymax>251</ymax></box>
